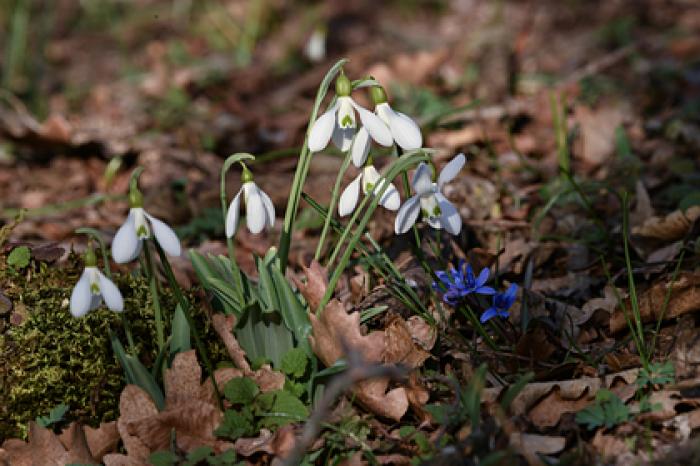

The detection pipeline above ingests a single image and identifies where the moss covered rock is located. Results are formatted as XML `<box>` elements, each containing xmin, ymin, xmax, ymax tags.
<box><xmin>0</xmin><ymin>253</ymin><xmax>227</xmax><ymax>441</ymax></box>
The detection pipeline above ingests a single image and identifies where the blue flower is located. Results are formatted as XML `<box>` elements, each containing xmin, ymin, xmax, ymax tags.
<box><xmin>480</xmin><ymin>283</ymin><xmax>518</xmax><ymax>323</ymax></box>
<box><xmin>432</xmin><ymin>261</ymin><xmax>496</xmax><ymax>305</ymax></box>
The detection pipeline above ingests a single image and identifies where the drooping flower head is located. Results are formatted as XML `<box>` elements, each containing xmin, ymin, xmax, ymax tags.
<box><xmin>225</xmin><ymin>163</ymin><xmax>275</xmax><ymax>237</ymax></box>
<box><xmin>395</xmin><ymin>153</ymin><xmax>465</xmax><ymax>235</ymax></box>
<box><xmin>480</xmin><ymin>283</ymin><xmax>518</xmax><ymax>323</ymax></box>
<box><xmin>432</xmin><ymin>261</ymin><xmax>496</xmax><ymax>306</ymax></box>
<box><xmin>352</xmin><ymin>85</ymin><xmax>423</xmax><ymax>167</ymax></box>
<box><xmin>112</xmin><ymin>174</ymin><xmax>181</xmax><ymax>263</ymax></box>
<box><xmin>308</xmin><ymin>73</ymin><xmax>393</xmax><ymax>153</ymax></box>
<box><xmin>70</xmin><ymin>246</ymin><xmax>123</xmax><ymax>317</ymax></box>
<box><xmin>338</xmin><ymin>155</ymin><xmax>400</xmax><ymax>217</ymax></box>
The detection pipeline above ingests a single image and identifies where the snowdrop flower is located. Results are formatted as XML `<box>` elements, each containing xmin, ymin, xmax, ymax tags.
<box><xmin>338</xmin><ymin>158</ymin><xmax>400</xmax><ymax>216</ymax></box>
<box><xmin>225</xmin><ymin>164</ymin><xmax>275</xmax><ymax>237</ymax></box>
<box><xmin>70</xmin><ymin>248</ymin><xmax>123</xmax><ymax>317</ymax></box>
<box><xmin>394</xmin><ymin>153</ymin><xmax>465</xmax><ymax>235</ymax></box>
<box><xmin>480</xmin><ymin>283</ymin><xmax>518</xmax><ymax>323</ymax></box>
<box><xmin>112</xmin><ymin>187</ymin><xmax>181</xmax><ymax>263</ymax></box>
<box><xmin>308</xmin><ymin>73</ymin><xmax>393</xmax><ymax>153</ymax></box>
<box><xmin>352</xmin><ymin>85</ymin><xmax>423</xmax><ymax>167</ymax></box>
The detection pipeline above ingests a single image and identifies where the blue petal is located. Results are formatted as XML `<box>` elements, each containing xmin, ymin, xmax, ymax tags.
<box><xmin>480</xmin><ymin>307</ymin><xmax>497</xmax><ymax>323</ymax></box>
<box><xmin>465</xmin><ymin>263</ymin><xmax>475</xmax><ymax>281</ymax></box>
<box><xmin>475</xmin><ymin>267</ymin><xmax>490</xmax><ymax>288</ymax></box>
<box><xmin>497</xmin><ymin>309</ymin><xmax>510</xmax><ymax>319</ymax></box>
<box><xmin>475</xmin><ymin>286</ymin><xmax>496</xmax><ymax>295</ymax></box>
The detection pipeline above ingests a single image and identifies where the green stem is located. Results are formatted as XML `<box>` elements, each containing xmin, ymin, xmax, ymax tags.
<box><xmin>315</xmin><ymin>150</ymin><xmax>353</xmax><ymax>261</ymax></box>
<box><xmin>649</xmin><ymin>249</ymin><xmax>685</xmax><ymax>358</ymax></box>
<box><xmin>279</xmin><ymin>59</ymin><xmax>348</xmax><ymax>271</ymax></box>
<box><xmin>75</xmin><ymin>227</ymin><xmax>113</xmax><ymax>278</ymax></box>
<box><xmin>143</xmin><ymin>240</ymin><xmax>165</xmax><ymax>352</ymax></box>
<box><xmin>459</xmin><ymin>304</ymin><xmax>499</xmax><ymax>351</ymax></box>
<box><xmin>318</xmin><ymin>152</ymin><xmax>430</xmax><ymax>313</ymax></box>
<box><xmin>154</xmin><ymin>242</ymin><xmax>223</xmax><ymax>409</ymax></box>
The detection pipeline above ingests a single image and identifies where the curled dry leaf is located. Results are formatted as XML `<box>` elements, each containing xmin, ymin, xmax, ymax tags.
<box><xmin>509</xmin><ymin>433</ymin><xmax>566</xmax><ymax>466</ymax></box>
<box><xmin>632</xmin><ymin>206</ymin><xmax>700</xmax><ymax>241</ymax></box>
<box><xmin>234</xmin><ymin>425</ymin><xmax>296</xmax><ymax>459</ymax></box>
<box><xmin>610</xmin><ymin>272</ymin><xmax>700</xmax><ymax>333</ymax></box>
<box><xmin>591</xmin><ymin>430</ymin><xmax>631</xmax><ymax>462</ymax></box>
<box><xmin>292</xmin><ymin>260</ymin><xmax>329</xmax><ymax>310</ymax></box>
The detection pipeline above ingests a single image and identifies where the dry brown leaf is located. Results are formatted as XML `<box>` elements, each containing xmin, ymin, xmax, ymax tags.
<box><xmin>234</xmin><ymin>425</ymin><xmax>296</xmax><ymax>459</ymax></box>
<box><xmin>527</xmin><ymin>387</ymin><xmax>591</xmax><ymax>428</ymax></box>
<box><xmin>483</xmin><ymin>369</ymin><xmax>639</xmax><ymax>419</ymax></box>
<box><xmin>591</xmin><ymin>430</ymin><xmax>630</xmax><ymax>461</ymax></box>
<box><xmin>632</xmin><ymin>206</ymin><xmax>700</xmax><ymax>241</ymax></box>
<box><xmin>610</xmin><ymin>272</ymin><xmax>700</xmax><ymax>333</ymax></box>
<box><xmin>406</xmin><ymin>316</ymin><xmax>436</xmax><ymax>351</ymax></box>
<box><xmin>509</xmin><ymin>433</ymin><xmax>566</xmax><ymax>466</ymax></box>
<box><xmin>84</xmin><ymin>421</ymin><xmax>120</xmax><ymax>462</ymax></box>
<box><xmin>339</xmin><ymin>450</ymin><xmax>367</xmax><ymax>466</ymax></box>
<box><xmin>0</xmin><ymin>422</ymin><xmax>97</xmax><ymax>466</ymax></box>
<box><xmin>383</xmin><ymin>317</ymin><xmax>431</xmax><ymax>369</ymax></box>
<box><xmin>292</xmin><ymin>261</ymin><xmax>329</xmax><ymax>310</ymax></box>
<box><xmin>575</xmin><ymin>103</ymin><xmax>628</xmax><ymax>167</ymax></box>
<box><xmin>309</xmin><ymin>299</ymin><xmax>408</xmax><ymax>421</ymax></box>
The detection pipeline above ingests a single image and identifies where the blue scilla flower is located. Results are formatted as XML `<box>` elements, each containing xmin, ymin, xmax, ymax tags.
<box><xmin>480</xmin><ymin>283</ymin><xmax>518</xmax><ymax>323</ymax></box>
<box><xmin>432</xmin><ymin>261</ymin><xmax>496</xmax><ymax>305</ymax></box>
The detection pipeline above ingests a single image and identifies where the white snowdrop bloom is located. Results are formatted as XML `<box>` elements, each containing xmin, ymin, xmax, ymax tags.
<box><xmin>394</xmin><ymin>153</ymin><xmax>465</xmax><ymax>235</ymax></box>
<box><xmin>352</xmin><ymin>86</ymin><xmax>423</xmax><ymax>167</ymax></box>
<box><xmin>112</xmin><ymin>190</ymin><xmax>181</xmax><ymax>263</ymax></box>
<box><xmin>225</xmin><ymin>167</ymin><xmax>275</xmax><ymax>237</ymax></box>
<box><xmin>308</xmin><ymin>74</ymin><xmax>392</xmax><ymax>153</ymax></box>
<box><xmin>338</xmin><ymin>163</ymin><xmax>400</xmax><ymax>217</ymax></box>
<box><xmin>70</xmin><ymin>251</ymin><xmax>123</xmax><ymax>317</ymax></box>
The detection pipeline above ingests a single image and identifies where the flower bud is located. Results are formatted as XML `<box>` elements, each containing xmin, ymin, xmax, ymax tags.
<box><xmin>335</xmin><ymin>73</ymin><xmax>352</xmax><ymax>97</ymax></box>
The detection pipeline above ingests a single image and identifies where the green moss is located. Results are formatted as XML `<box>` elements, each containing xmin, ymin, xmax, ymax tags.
<box><xmin>0</xmin><ymin>254</ymin><xmax>227</xmax><ymax>441</ymax></box>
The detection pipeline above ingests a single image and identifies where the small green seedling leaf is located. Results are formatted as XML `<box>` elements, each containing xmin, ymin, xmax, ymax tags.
<box><xmin>7</xmin><ymin>246</ymin><xmax>30</xmax><ymax>268</ymax></box>
<box><xmin>575</xmin><ymin>389</ymin><xmax>630</xmax><ymax>430</ymax></box>
<box><xmin>259</xmin><ymin>390</ymin><xmax>309</xmax><ymax>428</ymax></box>
<box><xmin>148</xmin><ymin>450</ymin><xmax>179</xmax><ymax>466</ymax></box>
<box><xmin>36</xmin><ymin>403</ymin><xmax>69</xmax><ymax>428</ymax></box>
<box><xmin>214</xmin><ymin>408</ymin><xmax>255</xmax><ymax>440</ymax></box>
<box><xmin>223</xmin><ymin>377</ymin><xmax>259</xmax><ymax>405</ymax></box>
<box><xmin>281</xmin><ymin>347</ymin><xmax>308</xmax><ymax>379</ymax></box>
<box><xmin>636</xmin><ymin>361</ymin><xmax>675</xmax><ymax>389</ymax></box>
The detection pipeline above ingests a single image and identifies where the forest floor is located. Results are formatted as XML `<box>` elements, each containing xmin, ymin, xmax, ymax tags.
<box><xmin>2</xmin><ymin>1</ymin><xmax>700</xmax><ymax>465</ymax></box>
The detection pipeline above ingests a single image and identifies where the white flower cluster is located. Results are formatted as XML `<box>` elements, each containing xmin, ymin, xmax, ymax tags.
<box><xmin>307</xmin><ymin>73</ymin><xmax>464</xmax><ymax>236</ymax></box>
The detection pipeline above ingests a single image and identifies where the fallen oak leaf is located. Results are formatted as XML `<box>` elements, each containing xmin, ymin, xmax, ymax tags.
<box><xmin>309</xmin><ymin>299</ymin><xmax>408</xmax><ymax>421</ymax></box>
<box><xmin>234</xmin><ymin>424</ymin><xmax>296</xmax><ymax>459</ymax></box>
<box><xmin>632</xmin><ymin>206</ymin><xmax>700</xmax><ymax>241</ymax></box>
<box><xmin>0</xmin><ymin>422</ymin><xmax>97</xmax><ymax>466</ymax></box>
<box><xmin>610</xmin><ymin>272</ymin><xmax>700</xmax><ymax>333</ymax></box>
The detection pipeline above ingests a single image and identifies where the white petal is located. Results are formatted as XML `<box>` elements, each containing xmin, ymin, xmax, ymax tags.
<box><xmin>331</xmin><ymin>123</ymin><xmax>354</xmax><ymax>152</ymax></box>
<box><xmin>436</xmin><ymin>193</ymin><xmax>462</xmax><ymax>235</ymax></box>
<box><xmin>112</xmin><ymin>210</ymin><xmax>140</xmax><ymax>264</ymax></box>
<box><xmin>394</xmin><ymin>196</ymin><xmax>421</xmax><ymax>234</ymax></box>
<box><xmin>260</xmin><ymin>189</ymin><xmax>276</xmax><ymax>228</ymax></box>
<box><xmin>245</xmin><ymin>183</ymin><xmax>267</xmax><ymax>234</ymax></box>
<box><xmin>308</xmin><ymin>103</ymin><xmax>338</xmax><ymax>152</ymax></box>
<box><xmin>438</xmin><ymin>153</ymin><xmax>466</xmax><ymax>188</ymax></box>
<box><xmin>412</xmin><ymin>163</ymin><xmax>434</xmax><ymax>196</ymax></box>
<box><xmin>225</xmin><ymin>189</ymin><xmax>242</xmax><ymax>238</ymax></box>
<box><xmin>351</xmin><ymin>126</ymin><xmax>371</xmax><ymax>167</ymax></box>
<box><xmin>145</xmin><ymin>213</ymin><xmax>181</xmax><ymax>257</ymax></box>
<box><xmin>387</xmin><ymin>107</ymin><xmax>422</xmax><ymax>150</ymax></box>
<box><xmin>70</xmin><ymin>270</ymin><xmax>92</xmax><ymax>317</ymax></box>
<box><xmin>352</xmin><ymin>102</ymin><xmax>393</xmax><ymax>147</ymax></box>
<box><xmin>378</xmin><ymin>182</ymin><xmax>401</xmax><ymax>211</ymax></box>
<box><xmin>339</xmin><ymin>174</ymin><xmax>362</xmax><ymax>217</ymax></box>
<box><xmin>361</xmin><ymin>165</ymin><xmax>381</xmax><ymax>194</ymax></box>
<box><xmin>98</xmin><ymin>271</ymin><xmax>124</xmax><ymax>312</ymax></box>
